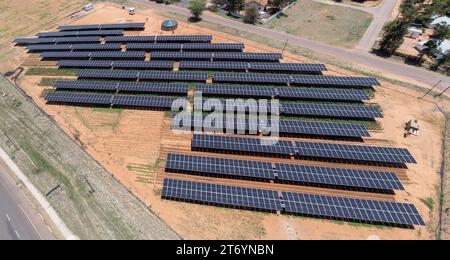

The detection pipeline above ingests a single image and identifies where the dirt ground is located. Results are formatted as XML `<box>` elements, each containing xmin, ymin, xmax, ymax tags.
<box><xmin>14</xmin><ymin>2</ymin><xmax>448</xmax><ymax>240</ymax></box>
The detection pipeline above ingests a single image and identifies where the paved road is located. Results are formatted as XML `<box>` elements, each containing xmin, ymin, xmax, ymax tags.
<box><xmin>0</xmin><ymin>166</ymin><xmax>55</xmax><ymax>240</ymax></box>
<box><xmin>134</xmin><ymin>1</ymin><xmax>450</xmax><ymax>89</ymax></box>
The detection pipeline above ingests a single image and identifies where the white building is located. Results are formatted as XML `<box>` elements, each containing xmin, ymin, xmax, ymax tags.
<box><xmin>415</xmin><ymin>39</ymin><xmax>450</xmax><ymax>59</ymax></box>
<box><xmin>427</xmin><ymin>16</ymin><xmax>450</xmax><ymax>29</ymax></box>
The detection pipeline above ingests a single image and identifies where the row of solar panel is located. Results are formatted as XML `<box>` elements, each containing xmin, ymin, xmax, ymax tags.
<box><xmin>37</xmin><ymin>30</ymin><xmax>124</xmax><ymax>38</ymax></box>
<box><xmin>45</xmin><ymin>92</ymin><xmax>180</xmax><ymax>109</ymax></box>
<box><xmin>57</xmin><ymin>60</ymin><xmax>327</xmax><ymax>74</ymax></box>
<box><xmin>162</xmin><ymin>179</ymin><xmax>425</xmax><ymax>227</ymax></box>
<box><xmin>191</xmin><ymin>135</ymin><xmax>417</xmax><ymax>165</ymax></box>
<box><xmin>173</xmin><ymin>117</ymin><xmax>370</xmax><ymax>138</ymax></box>
<box><xmin>165</xmin><ymin>153</ymin><xmax>403</xmax><ymax>192</ymax></box>
<box><xmin>57</xmin><ymin>23</ymin><xmax>145</xmax><ymax>31</ymax></box>
<box><xmin>28</xmin><ymin>43</ymin><xmax>122</xmax><ymax>51</ymax></box>
<box><xmin>42</xmin><ymin>51</ymin><xmax>146</xmax><ymax>59</ymax></box>
<box><xmin>54</xmin><ymin>81</ymin><xmax>189</xmax><ymax>95</ymax></box>
<box><xmin>15</xmin><ymin>36</ymin><xmax>101</xmax><ymax>45</ymax></box>
<box><xmin>74</xmin><ymin>69</ymin><xmax>380</xmax><ymax>88</ymax></box>
<box><xmin>104</xmin><ymin>35</ymin><xmax>212</xmax><ymax>43</ymax></box>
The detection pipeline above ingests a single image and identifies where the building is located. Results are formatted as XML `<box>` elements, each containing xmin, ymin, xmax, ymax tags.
<box><xmin>406</xmin><ymin>27</ymin><xmax>422</xmax><ymax>39</ymax></box>
<box><xmin>415</xmin><ymin>39</ymin><xmax>450</xmax><ymax>59</ymax></box>
<box><xmin>427</xmin><ymin>16</ymin><xmax>450</xmax><ymax>29</ymax></box>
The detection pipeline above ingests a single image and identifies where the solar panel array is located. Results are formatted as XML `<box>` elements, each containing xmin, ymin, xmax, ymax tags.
<box><xmin>54</xmin><ymin>81</ymin><xmax>188</xmax><ymax>95</ymax></box>
<box><xmin>191</xmin><ymin>135</ymin><xmax>417</xmax><ymax>164</ymax></box>
<box><xmin>105</xmin><ymin>35</ymin><xmax>212</xmax><ymax>43</ymax></box>
<box><xmin>45</xmin><ymin>92</ymin><xmax>178</xmax><ymax>109</ymax></box>
<box><xmin>127</xmin><ymin>43</ymin><xmax>244</xmax><ymax>52</ymax></box>
<box><xmin>179</xmin><ymin>62</ymin><xmax>327</xmax><ymax>73</ymax></box>
<box><xmin>41</xmin><ymin>51</ymin><xmax>146</xmax><ymax>60</ymax></box>
<box><xmin>37</xmin><ymin>30</ymin><xmax>124</xmax><ymax>38</ymax></box>
<box><xmin>166</xmin><ymin>153</ymin><xmax>404</xmax><ymax>192</ymax></box>
<box><xmin>58</xmin><ymin>60</ymin><xmax>174</xmax><ymax>69</ymax></box>
<box><xmin>77</xmin><ymin>70</ymin><xmax>208</xmax><ymax>82</ymax></box>
<box><xmin>150</xmin><ymin>52</ymin><xmax>282</xmax><ymax>61</ymax></box>
<box><xmin>162</xmin><ymin>179</ymin><xmax>425</xmax><ymax>226</ymax></box>
<box><xmin>58</xmin><ymin>23</ymin><xmax>145</xmax><ymax>31</ymax></box>
<box><xmin>27</xmin><ymin>43</ymin><xmax>122</xmax><ymax>51</ymax></box>
<box><xmin>196</xmin><ymin>84</ymin><xmax>369</xmax><ymax>101</ymax></box>
<box><xmin>249</xmin><ymin>62</ymin><xmax>327</xmax><ymax>73</ymax></box>
<box><xmin>15</xmin><ymin>36</ymin><xmax>101</xmax><ymax>45</ymax></box>
<box><xmin>281</xmin><ymin>103</ymin><xmax>382</xmax><ymax>119</ymax></box>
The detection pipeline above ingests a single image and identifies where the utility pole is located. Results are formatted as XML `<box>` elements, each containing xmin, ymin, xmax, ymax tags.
<box><xmin>419</xmin><ymin>80</ymin><xmax>442</xmax><ymax>99</ymax></box>
<box><xmin>282</xmin><ymin>39</ymin><xmax>289</xmax><ymax>55</ymax></box>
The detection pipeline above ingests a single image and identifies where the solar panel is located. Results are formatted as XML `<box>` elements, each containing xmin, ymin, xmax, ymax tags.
<box><xmin>112</xmin><ymin>95</ymin><xmax>177</xmax><ymax>109</ymax></box>
<box><xmin>165</xmin><ymin>153</ymin><xmax>404</xmax><ymax>191</ymax></box>
<box><xmin>42</xmin><ymin>51</ymin><xmax>146</xmax><ymax>60</ymax></box>
<box><xmin>279</xmin><ymin>120</ymin><xmax>370</xmax><ymax>138</ymax></box>
<box><xmin>45</xmin><ymin>92</ymin><xmax>112</xmax><ymax>105</ymax></box>
<box><xmin>41</xmin><ymin>51</ymin><xmax>92</xmax><ymax>59</ymax></box>
<box><xmin>37</xmin><ymin>30</ymin><xmax>124</xmax><ymax>37</ymax></box>
<box><xmin>58</xmin><ymin>60</ymin><xmax>174</xmax><ymax>69</ymax></box>
<box><xmin>296</xmin><ymin>141</ymin><xmax>417</xmax><ymax>164</ymax></box>
<box><xmin>281</xmin><ymin>103</ymin><xmax>382</xmax><ymax>119</ymax></box>
<box><xmin>155</xmin><ymin>35</ymin><xmax>212</xmax><ymax>43</ymax></box>
<box><xmin>105</xmin><ymin>36</ymin><xmax>157</xmax><ymax>42</ymax></box>
<box><xmin>249</xmin><ymin>62</ymin><xmax>327</xmax><ymax>73</ymax></box>
<box><xmin>58</xmin><ymin>23</ymin><xmax>145</xmax><ymax>31</ymax></box>
<box><xmin>182</xmin><ymin>43</ymin><xmax>245</xmax><ymax>51</ymax></box>
<box><xmin>54</xmin><ymin>81</ymin><xmax>188</xmax><ymax>95</ymax></box>
<box><xmin>213</xmin><ymin>52</ymin><xmax>282</xmax><ymax>61</ymax></box>
<box><xmin>213</xmin><ymin>72</ymin><xmax>291</xmax><ymax>84</ymax></box>
<box><xmin>27</xmin><ymin>43</ymin><xmax>121</xmax><ymax>51</ymax></box>
<box><xmin>126</xmin><ymin>43</ymin><xmax>184</xmax><ymax>51</ymax></box>
<box><xmin>151</xmin><ymin>52</ymin><xmax>213</xmax><ymax>60</ymax></box>
<box><xmin>196</xmin><ymin>84</ymin><xmax>369</xmax><ymax>101</ymax></box>
<box><xmin>292</xmin><ymin>75</ymin><xmax>380</xmax><ymax>88</ymax></box>
<box><xmin>58</xmin><ymin>60</ymin><xmax>114</xmax><ymax>68</ymax></box>
<box><xmin>162</xmin><ymin>178</ymin><xmax>282</xmax><ymax>211</ymax></box>
<box><xmin>192</xmin><ymin>134</ymin><xmax>296</xmax><ymax>156</ymax></box>
<box><xmin>15</xmin><ymin>36</ymin><xmax>101</xmax><ymax>44</ymax></box>
<box><xmin>282</xmin><ymin>192</ymin><xmax>424</xmax><ymax>226</ymax></box>
<box><xmin>180</xmin><ymin>62</ymin><xmax>248</xmax><ymax>71</ymax></box>
<box><xmin>192</xmin><ymin>135</ymin><xmax>416</xmax><ymax>164</ymax></box>
<box><xmin>139</xmin><ymin>71</ymin><xmax>208</xmax><ymax>81</ymax></box>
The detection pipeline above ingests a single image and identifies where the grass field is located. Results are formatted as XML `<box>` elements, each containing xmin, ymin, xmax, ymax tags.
<box><xmin>264</xmin><ymin>0</ymin><xmax>373</xmax><ymax>48</ymax></box>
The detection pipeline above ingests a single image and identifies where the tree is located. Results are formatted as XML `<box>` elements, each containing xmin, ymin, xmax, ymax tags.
<box><xmin>245</xmin><ymin>3</ymin><xmax>260</xmax><ymax>24</ymax></box>
<box><xmin>226</xmin><ymin>0</ymin><xmax>244</xmax><ymax>13</ymax></box>
<box><xmin>417</xmin><ymin>40</ymin><xmax>439</xmax><ymax>63</ymax></box>
<box><xmin>432</xmin><ymin>25</ymin><xmax>450</xmax><ymax>41</ymax></box>
<box><xmin>271</xmin><ymin>0</ymin><xmax>288</xmax><ymax>9</ymax></box>
<box><xmin>378</xmin><ymin>19</ymin><xmax>410</xmax><ymax>55</ymax></box>
<box><xmin>434</xmin><ymin>51</ymin><xmax>450</xmax><ymax>70</ymax></box>
<box><xmin>189</xmin><ymin>0</ymin><xmax>207</xmax><ymax>20</ymax></box>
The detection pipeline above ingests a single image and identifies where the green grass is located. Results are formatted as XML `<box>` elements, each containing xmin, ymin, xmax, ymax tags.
<box><xmin>38</xmin><ymin>77</ymin><xmax>70</xmax><ymax>86</ymax></box>
<box><xmin>263</xmin><ymin>0</ymin><xmax>373</xmax><ymax>48</ymax></box>
<box><xmin>25</xmin><ymin>68</ymin><xmax>77</xmax><ymax>76</ymax></box>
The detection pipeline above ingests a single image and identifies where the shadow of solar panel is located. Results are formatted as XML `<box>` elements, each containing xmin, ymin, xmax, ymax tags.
<box><xmin>58</xmin><ymin>60</ymin><xmax>113</xmax><ymax>68</ymax></box>
<box><xmin>166</xmin><ymin>153</ymin><xmax>275</xmax><ymax>180</ymax></box>
<box><xmin>112</xmin><ymin>95</ymin><xmax>177</xmax><ymax>109</ymax></box>
<box><xmin>45</xmin><ymin>92</ymin><xmax>112</xmax><ymax>105</ymax></box>
<box><xmin>295</xmin><ymin>141</ymin><xmax>417</xmax><ymax>164</ymax></box>
<box><xmin>282</xmin><ymin>192</ymin><xmax>424</xmax><ymax>226</ymax></box>
<box><xmin>37</xmin><ymin>30</ymin><xmax>124</xmax><ymax>37</ymax></box>
<box><xmin>192</xmin><ymin>134</ymin><xmax>295</xmax><ymax>156</ymax></box>
<box><xmin>213</xmin><ymin>73</ymin><xmax>291</xmax><ymax>84</ymax></box>
<box><xmin>213</xmin><ymin>52</ymin><xmax>282</xmax><ymax>61</ymax></box>
<box><xmin>15</xmin><ymin>36</ymin><xmax>101</xmax><ymax>44</ymax></box>
<box><xmin>126</xmin><ymin>43</ymin><xmax>183</xmax><ymax>50</ymax></box>
<box><xmin>180</xmin><ymin>62</ymin><xmax>248</xmax><ymax>71</ymax></box>
<box><xmin>155</xmin><ymin>35</ymin><xmax>212</xmax><ymax>43</ymax></box>
<box><xmin>77</xmin><ymin>70</ymin><xmax>139</xmax><ymax>80</ymax></box>
<box><xmin>281</xmin><ymin>103</ymin><xmax>382</xmax><ymax>119</ymax></box>
<box><xmin>249</xmin><ymin>62</ymin><xmax>327</xmax><ymax>73</ymax></box>
<box><xmin>292</xmin><ymin>75</ymin><xmax>380</xmax><ymax>88</ymax></box>
<box><xmin>162</xmin><ymin>179</ymin><xmax>282</xmax><ymax>211</ymax></box>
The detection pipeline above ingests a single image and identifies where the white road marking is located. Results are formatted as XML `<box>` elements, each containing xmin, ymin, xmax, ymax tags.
<box><xmin>5</xmin><ymin>213</ymin><xmax>11</xmax><ymax>222</ymax></box>
<box><xmin>5</xmin><ymin>213</ymin><xmax>21</xmax><ymax>240</ymax></box>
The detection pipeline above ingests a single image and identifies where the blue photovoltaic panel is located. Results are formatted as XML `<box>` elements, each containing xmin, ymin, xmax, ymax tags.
<box><xmin>182</xmin><ymin>43</ymin><xmax>244</xmax><ymax>51</ymax></box>
<box><xmin>155</xmin><ymin>35</ymin><xmax>212</xmax><ymax>43</ymax></box>
<box><xmin>180</xmin><ymin>62</ymin><xmax>248</xmax><ymax>71</ymax></box>
<box><xmin>213</xmin><ymin>72</ymin><xmax>291</xmax><ymax>84</ymax></box>
<box><xmin>213</xmin><ymin>52</ymin><xmax>282</xmax><ymax>61</ymax></box>
<box><xmin>15</xmin><ymin>36</ymin><xmax>101</xmax><ymax>44</ymax></box>
<box><xmin>58</xmin><ymin>60</ymin><xmax>174</xmax><ymax>69</ymax></box>
<box><xmin>112</xmin><ymin>95</ymin><xmax>178</xmax><ymax>109</ymax></box>
<box><xmin>165</xmin><ymin>153</ymin><xmax>404</xmax><ymax>191</ymax></box>
<box><xmin>279</xmin><ymin>120</ymin><xmax>370</xmax><ymax>138</ymax></box>
<box><xmin>192</xmin><ymin>134</ymin><xmax>416</xmax><ymax>164</ymax></box>
<box><xmin>296</xmin><ymin>141</ymin><xmax>417</xmax><ymax>164</ymax></box>
<box><xmin>281</xmin><ymin>103</ymin><xmax>382</xmax><ymax>119</ymax></box>
<box><xmin>139</xmin><ymin>71</ymin><xmax>208</xmax><ymax>81</ymax></box>
<box><xmin>42</xmin><ymin>51</ymin><xmax>146</xmax><ymax>59</ymax></box>
<box><xmin>45</xmin><ymin>92</ymin><xmax>112</xmax><ymax>105</ymax></box>
<box><xmin>249</xmin><ymin>62</ymin><xmax>327</xmax><ymax>73</ymax></box>
<box><xmin>192</xmin><ymin>134</ymin><xmax>296</xmax><ymax>156</ymax></box>
<box><xmin>54</xmin><ymin>81</ymin><xmax>188</xmax><ymax>95</ymax></box>
<box><xmin>126</xmin><ymin>43</ymin><xmax>184</xmax><ymax>50</ymax></box>
<box><xmin>282</xmin><ymin>192</ymin><xmax>425</xmax><ymax>226</ymax></box>
<box><xmin>41</xmin><ymin>51</ymin><xmax>92</xmax><ymax>59</ymax></box>
<box><xmin>37</xmin><ymin>30</ymin><xmax>124</xmax><ymax>37</ymax></box>
<box><xmin>58</xmin><ymin>23</ymin><xmax>145</xmax><ymax>31</ymax></box>
<box><xmin>292</xmin><ymin>75</ymin><xmax>380</xmax><ymax>88</ymax></box>
<box><xmin>105</xmin><ymin>36</ymin><xmax>157</xmax><ymax>42</ymax></box>
<box><xmin>151</xmin><ymin>51</ymin><xmax>213</xmax><ymax>60</ymax></box>
<box><xmin>58</xmin><ymin>60</ymin><xmax>114</xmax><ymax>68</ymax></box>
<box><xmin>28</xmin><ymin>43</ymin><xmax>121</xmax><ymax>51</ymax></box>
<box><xmin>196</xmin><ymin>84</ymin><xmax>369</xmax><ymax>101</ymax></box>
<box><xmin>162</xmin><ymin>178</ymin><xmax>282</xmax><ymax>211</ymax></box>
